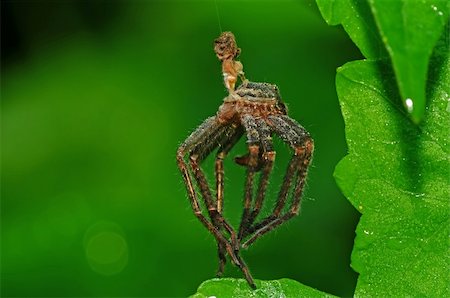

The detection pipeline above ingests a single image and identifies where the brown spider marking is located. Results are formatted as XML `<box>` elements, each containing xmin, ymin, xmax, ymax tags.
<box><xmin>177</xmin><ymin>31</ymin><xmax>314</xmax><ymax>289</ymax></box>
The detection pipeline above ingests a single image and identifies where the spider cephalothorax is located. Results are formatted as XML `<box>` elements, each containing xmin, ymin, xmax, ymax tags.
<box><xmin>177</xmin><ymin>32</ymin><xmax>314</xmax><ymax>289</ymax></box>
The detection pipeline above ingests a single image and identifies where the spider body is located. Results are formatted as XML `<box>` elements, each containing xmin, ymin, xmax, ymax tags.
<box><xmin>177</xmin><ymin>32</ymin><xmax>314</xmax><ymax>289</ymax></box>
<box><xmin>217</xmin><ymin>82</ymin><xmax>286</xmax><ymax>123</ymax></box>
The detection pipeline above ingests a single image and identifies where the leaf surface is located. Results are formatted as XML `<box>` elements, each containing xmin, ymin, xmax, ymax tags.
<box><xmin>316</xmin><ymin>0</ymin><xmax>387</xmax><ymax>59</ymax></box>
<box><xmin>334</xmin><ymin>32</ymin><xmax>450</xmax><ymax>296</ymax></box>
<box><xmin>368</xmin><ymin>0</ymin><xmax>449</xmax><ymax>122</ymax></box>
<box><xmin>191</xmin><ymin>278</ymin><xmax>336</xmax><ymax>298</ymax></box>
<box><xmin>316</xmin><ymin>0</ymin><xmax>449</xmax><ymax>123</ymax></box>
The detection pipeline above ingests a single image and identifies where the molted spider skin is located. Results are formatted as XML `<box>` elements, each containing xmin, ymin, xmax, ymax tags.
<box><xmin>176</xmin><ymin>33</ymin><xmax>314</xmax><ymax>289</ymax></box>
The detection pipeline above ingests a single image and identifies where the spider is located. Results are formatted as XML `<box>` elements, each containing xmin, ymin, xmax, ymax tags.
<box><xmin>176</xmin><ymin>32</ymin><xmax>314</xmax><ymax>289</ymax></box>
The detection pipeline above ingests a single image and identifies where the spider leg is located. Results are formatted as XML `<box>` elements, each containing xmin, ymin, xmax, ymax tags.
<box><xmin>215</xmin><ymin>125</ymin><xmax>244</xmax><ymax>216</ymax></box>
<box><xmin>237</xmin><ymin>115</ymin><xmax>260</xmax><ymax>241</ymax></box>
<box><xmin>240</xmin><ymin>118</ymin><xmax>276</xmax><ymax>240</ymax></box>
<box><xmin>176</xmin><ymin>117</ymin><xmax>240</xmax><ymax>266</ymax></box>
<box><xmin>190</xmin><ymin>129</ymin><xmax>242</xmax><ymax>253</ymax></box>
<box><xmin>213</xmin><ymin>125</ymin><xmax>256</xmax><ymax>288</ymax></box>
<box><xmin>190</xmin><ymin>123</ymin><xmax>244</xmax><ymax>249</ymax></box>
<box><xmin>242</xmin><ymin>115</ymin><xmax>314</xmax><ymax>248</ymax></box>
<box><xmin>214</xmin><ymin>125</ymin><xmax>244</xmax><ymax>276</ymax></box>
<box><xmin>179</xmin><ymin>118</ymin><xmax>256</xmax><ymax>288</ymax></box>
<box><xmin>246</xmin><ymin>150</ymin><xmax>299</xmax><ymax>234</ymax></box>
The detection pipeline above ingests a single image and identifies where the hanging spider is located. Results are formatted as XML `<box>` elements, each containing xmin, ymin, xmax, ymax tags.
<box><xmin>176</xmin><ymin>32</ymin><xmax>314</xmax><ymax>289</ymax></box>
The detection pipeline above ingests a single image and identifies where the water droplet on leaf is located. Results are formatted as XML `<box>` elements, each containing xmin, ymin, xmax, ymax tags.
<box><xmin>405</xmin><ymin>98</ymin><xmax>414</xmax><ymax>113</ymax></box>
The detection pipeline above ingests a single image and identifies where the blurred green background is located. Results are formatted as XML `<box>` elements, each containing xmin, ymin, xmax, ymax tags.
<box><xmin>2</xmin><ymin>0</ymin><xmax>362</xmax><ymax>297</ymax></box>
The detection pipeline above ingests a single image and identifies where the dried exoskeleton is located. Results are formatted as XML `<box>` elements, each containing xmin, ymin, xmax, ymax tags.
<box><xmin>177</xmin><ymin>31</ymin><xmax>314</xmax><ymax>289</ymax></box>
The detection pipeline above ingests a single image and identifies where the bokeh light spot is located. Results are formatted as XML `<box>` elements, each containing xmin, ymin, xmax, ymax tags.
<box><xmin>84</xmin><ymin>222</ymin><xmax>128</xmax><ymax>275</ymax></box>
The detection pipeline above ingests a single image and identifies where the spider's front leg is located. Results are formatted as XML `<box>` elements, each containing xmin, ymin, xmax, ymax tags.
<box><xmin>242</xmin><ymin>115</ymin><xmax>314</xmax><ymax>248</ymax></box>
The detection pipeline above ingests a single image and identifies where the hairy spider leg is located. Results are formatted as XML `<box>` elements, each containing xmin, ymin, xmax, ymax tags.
<box><xmin>177</xmin><ymin>117</ymin><xmax>256</xmax><ymax>288</ymax></box>
<box><xmin>244</xmin><ymin>115</ymin><xmax>306</xmax><ymax>235</ymax></box>
<box><xmin>237</xmin><ymin>115</ymin><xmax>260</xmax><ymax>241</ymax></box>
<box><xmin>189</xmin><ymin>126</ymin><xmax>241</xmax><ymax>247</ymax></box>
<box><xmin>193</xmin><ymin>141</ymin><xmax>258</xmax><ymax>286</ymax></box>
<box><xmin>177</xmin><ymin>117</ymin><xmax>240</xmax><ymax>266</ymax></box>
<box><xmin>191</xmin><ymin>123</ymin><xmax>246</xmax><ymax>243</ymax></box>
<box><xmin>215</xmin><ymin>125</ymin><xmax>244</xmax><ymax>215</ymax></box>
<box><xmin>242</xmin><ymin>115</ymin><xmax>314</xmax><ymax>248</ymax></box>
<box><xmin>240</xmin><ymin>118</ymin><xmax>276</xmax><ymax>240</ymax></box>
<box><xmin>214</xmin><ymin>126</ymin><xmax>244</xmax><ymax>276</ymax></box>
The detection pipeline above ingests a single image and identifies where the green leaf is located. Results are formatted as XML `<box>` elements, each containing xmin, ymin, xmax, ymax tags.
<box><xmin>333</xmin><ymin>31</ymin><xmax>449</xmax><ymax>297</ymax></box>
<box><xmin>316</xmin><ymin>0</ymin><xmax>388</xmax><ymax>59</ymax></box>
<box><xmin>316</xmin><ymin>0</ymin><xmax>449</xmax><ymax>123</ymax></box>
<box><xmin>190</xmin><ymin>278</ymin><xmax>336</xmax><ymax>298</ymax></box>
<box><xmin>368</xmin><ymin>0</ymin><xmax>449</xmax><ymax>123</ymax></box>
